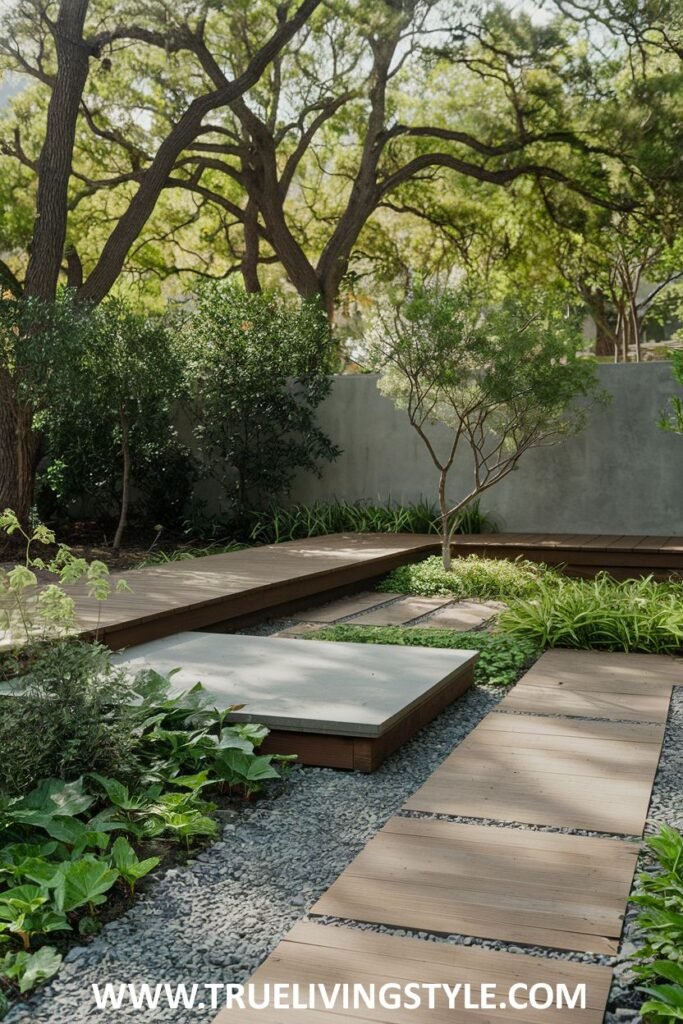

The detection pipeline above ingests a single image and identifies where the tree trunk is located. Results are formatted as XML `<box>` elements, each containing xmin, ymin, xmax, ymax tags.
<box><xmin>24</xmin><ymin>0</ymin><xmax>91</xmax><ymax>300</ymax></box>
<box><xmin>0</xmin><ymin>1</ymin><xmax>91</xmax><ymax>523</ymax></box>
<box><xmin>589</xmin><ymin>291</ymin><xmax>616</xmax><ymax>358</ymax></box>
<box><xmin>112</xmin><ymin>408</ymin><xmax>130</xmax><ymax>551</ymax></box>
<box><xmin>241</xmin><ymin>200</ymin><xmax>262</xmax><ymax>293</ymax></box>
<box><xmin>0</xmin><ymin>370</ymin><xmax>39</xmax><ymax>524</ymax></box>
<box><xmin>438</xmin><ymin>470</ymin><xmax>451</xmax><ymax>571</ymax></box>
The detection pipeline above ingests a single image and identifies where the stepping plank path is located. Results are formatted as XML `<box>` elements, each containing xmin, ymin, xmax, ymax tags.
<box><xmin>291</xmin><ymin>591</ymin><xmax>402</xmax><ymax>622</ymax></box>
<box><xmin>212</xmin><ymin>649</ymin><xmax>682</xmax><ymax>1024</ymax></box>
<box><xmin>497</xmin><ymin>648</ymin><xmax>677</xmax><ymax>722</ymax></box>
<box><xmin>350</xmin><ymin>596</ymin><xmax>454</xmax><ymax>625</ymax></box>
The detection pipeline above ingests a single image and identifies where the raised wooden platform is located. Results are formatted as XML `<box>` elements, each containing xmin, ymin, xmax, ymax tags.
<box><xmin>453</xmin><ymin>533</ymin><xmax>683</xmax><ymax>577</ymax></box>
<box><xmin>67</xmin><ymin>533</ymin><xmax>439</xmax><ymax>650</ymax></box>
<box><xmin>113</xmin><ymin>632</ymin><xmax>477</xmax><ymax>772</ymax></box>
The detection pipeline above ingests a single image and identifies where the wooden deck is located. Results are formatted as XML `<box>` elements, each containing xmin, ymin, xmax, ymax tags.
<box><xmin>51</xmin><ymin>531</ymin><xmax>683</xmax><ymax>649</ymax></box>
<box><xmin>67</xmin><ymin>533</ymin><xmax>439</xmax><ymax>649</ymax></box>
<box><xmin>453</xmin><ymin>533</ymin><xmax>683</xmax><ymax>577</ymax></box>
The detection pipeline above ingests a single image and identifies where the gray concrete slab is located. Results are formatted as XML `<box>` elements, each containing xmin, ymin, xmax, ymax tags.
<box><xmin>351</xmin><ymin>595</ymin><xmax>454</xmax><ymax>626</ymax></box>
<box><xmin>112</xmin><ymin>631</ymin><xmax>477</xmax><ymax>738</ymax></box>
<box><xmin>413</xmin><ymin>599</ymin><xmax>506</xmax><ymax>631</ymax></box>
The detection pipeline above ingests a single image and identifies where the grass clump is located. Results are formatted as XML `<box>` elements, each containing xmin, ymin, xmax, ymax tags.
<box><xmin>248</xmin><ymin>498</ymin><xmax>495</xmax><ymax>545</ymax></box>
<box><xmin>380</xmin><ymin>554</ymin><xmax>555</xmax><ymax>601</ymax></box>
<box><xmin>499</xmin><ymin>573</ymin><xmax>683</xmax><ymax>653</ymax></box>
<box><xmin>302</xmin><ymin>625</ymin><xmax>539</xmax><ymax>686</ymax></box>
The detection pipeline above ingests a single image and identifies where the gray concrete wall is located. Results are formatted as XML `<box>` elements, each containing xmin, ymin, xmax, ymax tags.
<box><xmin>289</xmin><ymin>363</ymin><xmax>683</xmax><ymax>534</ymax></box>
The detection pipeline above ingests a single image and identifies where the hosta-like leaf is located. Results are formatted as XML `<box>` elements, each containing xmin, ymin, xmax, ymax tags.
<box><xmin>16</xmin><ymin>779</ymin><xmax>93</xmax><ymax>818</ymax></box>
<box><xmin>51</xmin><ymin>859</ymin><xmax>119</xmax><ymax>913</ymax></box>
<box><xmin>1</xmin><ymin>945</ymin><xmax>63</xmax><ymax>994</ymax></box>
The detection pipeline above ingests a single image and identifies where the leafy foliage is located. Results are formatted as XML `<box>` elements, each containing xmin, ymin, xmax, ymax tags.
<box><xmin>499</xmin><ymin>573</ymin><xmax>683</xmax><ymax>653</ymax></box>
<box><xmin>0</xmin><ymin>511</ymin><xmax>136</xmax><ymax>794</ymax></box>
<box><xmin>380</xmin><ymin>554</ymin><xmax>555</xmax><ymax>600</ymax></box>
<box><xmin>631</xmin><ymin>826</ymin><xmax>683</xmax><ymax>1022</ymax></box>
<box><xmin>36</xmin><ymin>298</ymin><xmax>195</xmax><ymax>540</ymax></box>
<box><xmin>184</xmin><ymin>283</ymin><xmax>338</xmax><ymax>519</ymax></box>
<box><xmin>247</xmin><ymin>498</ymin><xmax>494</xmax><ymax>544</ymax></box>
<box><xmin>660</xmin><ymin>352</ymin><xmax>683</xmax><ymax>435</ymax></box>
<box><xmin>303</xmin><ymin>625</ymin><xmax>539</xmax><ymax>687</ymax></box>
<box><xmin>0</xmin><ymin>642</ymin><xmax>143</xmax><ymax>796</ymax></box>
<box><xmin>372</xmin><ymin>284</ymin><xmax>601</xmax><ymax>569</ymax></box>
<box><xmin>0</xmin><ymin>517</ymin><xmax>293</xmax><ymax>1010</ymax></box>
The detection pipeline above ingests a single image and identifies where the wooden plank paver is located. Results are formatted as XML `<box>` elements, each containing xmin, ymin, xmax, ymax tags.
<box><xmin>405</xmin><ymin>712</ymin><xmax>666</xmax><ymax>833</ymax></box>
<box><xmin>351</xmin><ymin>595</ymin><xmax>453</xmax><ymax>626</ymax></box>
<box><xmin>312</xmin><ymin>818</ymin><xmax>639</xmax><ymax>953</ymax></box>
<box><xmin>514</xmin><ymin>649</ymin><xmax>683</xmax><ymax>690</ymax></box>
<box><xmin>291</xmin><ymin>591</ymin><xmax>402</xmax><ymax>622</ymax></box>
<box><xmin>497</xmin><ymin>650</ymin><xmax>678</xmax><ymax>721</ymax></box>
<box><xmin>212</xmin><ymin>922</ymin><xmax>614</xmax><ymax>1024</ymax></box>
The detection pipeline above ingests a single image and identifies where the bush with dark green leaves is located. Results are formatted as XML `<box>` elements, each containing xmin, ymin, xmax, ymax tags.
<box><xmin>185</xmin><ymin>283</ymin><xmax>339</xmax><ymax>517</ymax></box>
<box><xmin>36</xmin><ymin>298</ymin><xmax>195</xmax><ymax>539</ymax></box>
<box><xmin>302</xmin><ymin>625</ymin><xmax>539</xmax><ymax>686</ymax></box>
<box><xmin>0</xmin><ymin>667</ymin><xmax>293</xmax><ymax>1012</ymax></box>
<box><xmin>0</xmin><ymin>642</ymin><xmax>141</xmax><ymax>796</ymax></box>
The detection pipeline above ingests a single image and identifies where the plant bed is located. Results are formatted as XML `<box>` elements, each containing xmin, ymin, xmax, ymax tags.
<box><xmin>379</xmin><ymin>553</ymin><xmax>557</xmax><ymax>600</ymax></box>
<box><xmin>499</xmin><ymin>573</ymin><xmax>683</xmax><ymax>654</ymax></box>
<box><xmin>0</xmin><ymin>668</ymin><xmax>293</xmax><ymax>1018</ymax></box>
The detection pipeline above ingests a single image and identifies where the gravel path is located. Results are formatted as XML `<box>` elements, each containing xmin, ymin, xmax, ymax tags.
<box><xmin>6</xmin><ymin>629</ymin><xmax>681</xmax><ymax>1024</ymax></box>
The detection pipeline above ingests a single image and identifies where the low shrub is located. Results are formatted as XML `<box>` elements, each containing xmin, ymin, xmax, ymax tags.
<box><xmin>302</xmin><ymin>625</ymin><xmax>539</xmax><ymax>686</ymax></box>
<box><xmin>0</xmin><ymin>642</ymin><xmax>142</xmax><ymax>795</ymax></box>
<box><xmin>499</xmin><ymin>574</ymin><xmax>683</xmax><ymax>653</ymax></box>
<box><xmin>380</xmin><ymin>554</ymin><xmax>554</xmax><ymax>601</ymax></box>
<box><xmin>0</xmin><ymin>674</ymin><xmax>294</xmax><ymax>1012</ymax></box>
<box><xmin>630</xmin><ymin>825</ymin><xmax>683</xmax><ymax>1022</ymax></box>
<box><xmin>249</xmin><ymin>499</ymin><xmax>440</xmax><ymax>543</ymax></box>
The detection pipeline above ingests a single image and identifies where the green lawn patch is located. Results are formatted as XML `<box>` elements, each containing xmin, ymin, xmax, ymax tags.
<box><xmin>302</xmin><ymin>625</ymin><xmax>539</xmax><ymax>687</ymax></box>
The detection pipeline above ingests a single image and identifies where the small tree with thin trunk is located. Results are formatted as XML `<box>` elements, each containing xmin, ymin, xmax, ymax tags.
<box><xmin>372</xmin><ymin>285</ymin><xmax>601</xmax><ymax>569</ymax></box>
